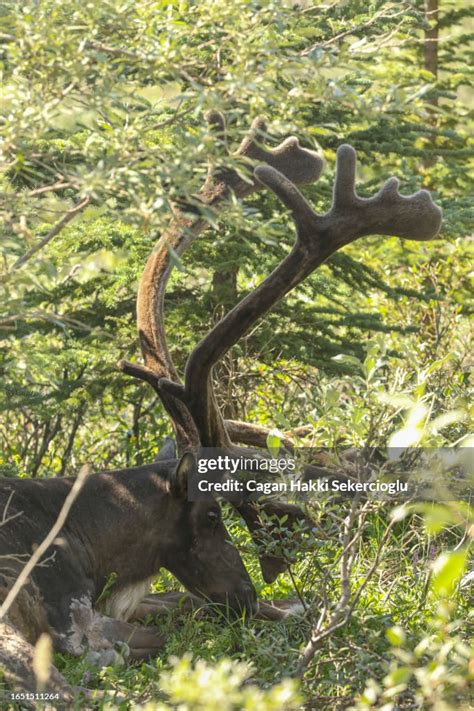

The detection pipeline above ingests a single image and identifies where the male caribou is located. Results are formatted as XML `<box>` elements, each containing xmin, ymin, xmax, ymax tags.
<box><xmin>0</xmin><ymin>113</ymin><xmax>442</xmax><ymax>699</ymax></box>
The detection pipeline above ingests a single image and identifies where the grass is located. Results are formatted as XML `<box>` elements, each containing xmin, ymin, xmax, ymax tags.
<box><xmin>53</xmin><ymin>504</ymin><xmax>472</xmax><ymax>709</ymax></box>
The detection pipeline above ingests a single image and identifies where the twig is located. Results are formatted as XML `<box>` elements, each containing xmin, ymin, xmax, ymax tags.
<box><xmin>295</xmin><ymin>501</ymin><xmax>397</xmax><ymax>676</ymax></box>
<box><xmin>301</xmin><ymin>7</ymin><xmax>410</xmax><ymax>56</ymax></box>
<box><xmin>150</xmin><ymin>105</ymin><xmax>193</xmax><ymax>131</ymax></box>
<box><xmin>85</xmin><ymin>40</ymin><xmax>139</xmax><ymax>59</ymax></box>
<box><xmin>12</xmin><ymin>197</ymin><xmax>90</xmax><ymax>271</ymax></box>
<box><xmin>287</xmin><ymin>565</ymin><xmax>308</xmax><ymax>613</ymax></box>
<box><xmin>347</xmin><ymin>515</ymin><xmax>397</xmax><ymax>614</ymax></box>
<box><xmin>0</xmin><ymin>465</ymin><xmax>89</xmax><ymax>620</ymax></box>
<box><xmin>28</xmin><ymin>181</ymin><xmax>72</xmax><ymax>197</ymax></box>
<box><xmin>295</xmin><ymin>497</ymin><xmax>367</xmax><ymax>675</ymax></box>
<box><xmin>1</xmin><ymin>490</ymin><xmax>22</xmax><ymax>527</ymax></box>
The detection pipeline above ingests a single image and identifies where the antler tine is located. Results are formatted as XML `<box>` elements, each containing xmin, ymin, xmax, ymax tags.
<box><xmin>236</xmin><ymin>115</ymin><xmax>268</xmax><ymax>156</ymax></box>
<box><xmin>204</xmin><ymin>109</ymin><xmax>226</xmax><ymax>141</ymax></box>
<box><xmin>332</xmin><ymin>144</ymin><xmax>357</xmax><ymax>209</ymax></box>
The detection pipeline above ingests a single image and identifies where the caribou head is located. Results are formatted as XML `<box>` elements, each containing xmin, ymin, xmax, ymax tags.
<box><xmin>156</xmin><ymin>453</ymin><xmax>257</xmax><ymax>616</ymax></box>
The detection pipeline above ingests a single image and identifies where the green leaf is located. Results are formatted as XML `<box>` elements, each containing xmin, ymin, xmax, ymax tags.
<box><xmin>386</xmin><ymin>625</ymin><xmax>406</xmax><ymax>646</ymax></box>
<box><xmin>422</xmin><ymin>505</ymin><xmax>455</xmax><ymax>535</ymax></box>
<box><xmin>331</xmin><ymin>354</ymin><xmax>362</xmax><ymax>369</ymax></box>
<box><xmin>266</xmin><ymin>428</ymin><xmax>282</xmax><ymax>457</ymax></box>
<box><xmin>431</xmin><ymin>549</ymin><xmax>468</xmax><ymax>597</ymax></box>
<box><xmin>167</xmin><ymin>244</ymin><xmax>186</xmax><ymax>272</ymax></box>
<box><xmin>384</xmin><ymin>665</ymin><xmax>412</xmax><ymax>687</ymax></box>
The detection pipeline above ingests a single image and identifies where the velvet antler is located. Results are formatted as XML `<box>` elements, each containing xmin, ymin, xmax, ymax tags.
<box><xmin>120</xmin><ymin>112</ymin><xmax>323</xmax><ymax>451</ymax></box>
<box><xmin>179</xmin><ymin>145</ymin><xmax>442</xmax><ymax>448</ymax></box>
<box><xmin>121</xmin><ymin>119</ymin><xmax>442</xmax><ymax>584</ymax></box>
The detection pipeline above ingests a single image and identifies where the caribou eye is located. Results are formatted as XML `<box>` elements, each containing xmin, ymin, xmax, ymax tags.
<box><xmin>207</xmin><ymin>510</ymin><xmax>219</xmax><ymax>525</ymax></box>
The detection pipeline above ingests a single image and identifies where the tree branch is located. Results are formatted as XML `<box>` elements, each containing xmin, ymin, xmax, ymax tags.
<box><xmin>12</xmin><ymin>197</ymin><xmax>91</xmax><ymax>271</ymax></box>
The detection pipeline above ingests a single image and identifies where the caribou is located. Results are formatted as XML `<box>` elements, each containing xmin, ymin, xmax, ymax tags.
<box><xmin>0</xmin><ymin>112</ymin><xmax>442</xmax><ymax>699</ymax></box>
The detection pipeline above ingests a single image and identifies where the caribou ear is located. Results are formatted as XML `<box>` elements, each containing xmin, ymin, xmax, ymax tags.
<box><xmin>172</xmin><ymin>452</ymin><xmax>196</xmax><ymax>499</ymax></box>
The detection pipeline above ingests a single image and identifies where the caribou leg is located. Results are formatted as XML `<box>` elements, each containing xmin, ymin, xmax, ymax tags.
<box><xmin>98</xmin><ymin>616</ymin><xmax>166</xmax><ymax>662</ymax></box>
<box><xmin>51</xmin><ymin>596</ymin><xmax>165</xmax><ymax>665</ymax></box>
<box><xmin>131</xmin><ymin>592</ymin><xmax>305</xmax><ymax>622</ymax></box>
<box><xmin>131</xmin><ymin>591</ymin><xmax>211</xmax><ymax>620</ymax></box>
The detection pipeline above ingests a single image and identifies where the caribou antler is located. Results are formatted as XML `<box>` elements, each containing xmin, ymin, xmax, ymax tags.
<box><xmin>119</xmin><ymin>112</ymin><xmax>323</xmax><ymax>450</ymax></box>
<box><xmin>177</xmin><ymin>144</ymin><xmax>442</xmax><ymax>448</ymax></box>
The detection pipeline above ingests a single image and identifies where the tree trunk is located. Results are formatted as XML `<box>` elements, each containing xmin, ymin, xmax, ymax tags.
<box><xmin>424</xmin><ymin>0</ymin><xmax>438</xmax><ymax>109</ymax></box>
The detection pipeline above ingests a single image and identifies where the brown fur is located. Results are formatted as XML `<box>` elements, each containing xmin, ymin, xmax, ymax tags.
<box><xmin>0</xmin><ymin>454</ymin><xmax>255</xmax><ymax>696</ymax></box>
